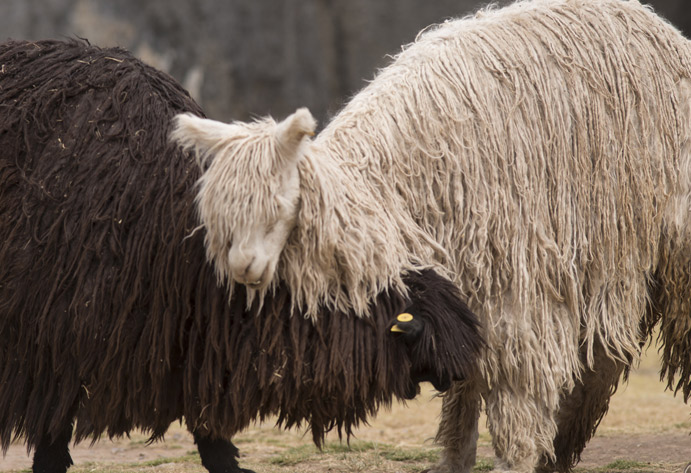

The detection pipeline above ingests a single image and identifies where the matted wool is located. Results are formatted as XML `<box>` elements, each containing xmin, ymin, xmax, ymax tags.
<box><xmin>275</xmin><ymin>0</ymin><xmax>691</xmax><ymax>390</ymax></box>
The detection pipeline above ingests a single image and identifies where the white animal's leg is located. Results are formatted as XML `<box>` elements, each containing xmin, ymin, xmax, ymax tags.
<box><xmin>537</xmin><ymin>340</ymin><xmax>628</xmax><ymax>473</ymax></box>
<box><xmin>485</xmin><ymin>384</ymin><xmax>559</xmax><ymax>473</ymax></box>
<box><xmin>426</xmin><ymin>379</ymin><xmax>483</xmax><ymax>473</ymax></box>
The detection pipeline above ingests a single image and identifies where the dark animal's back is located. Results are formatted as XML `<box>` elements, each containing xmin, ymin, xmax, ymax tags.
<box><xmin>0</xmin><ymin>40</ymin><xmax>482</xmax><ymax>455</ymax></box>
<box><xmin>0</xmin><ymin>39</ymin><xmax>210</xmax><ymax>448</ymax></box>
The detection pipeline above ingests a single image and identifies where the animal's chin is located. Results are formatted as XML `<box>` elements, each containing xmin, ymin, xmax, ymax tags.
<box><xmin>430</xmin><ymin>377</ymin><xmax>452</xmax><ymax>393</ymax></box>
<box><xmin>410</xmin><ymin>372</ymin><xmax>454</xmax><ymax>395</ymax></box>
<box><xmin>235</xmin><ymin>265</ymin><xmax>273</xmax><ymax>290</ymax></box>
<box><xmin>403</xmin><ymin>382</ymin><xmax>421</xmax><ymax>400</ymax></box>
<box><xmin>246</xmin><ymin>279</ymin><xmax>267</xmax><ymax>289</ymax></box>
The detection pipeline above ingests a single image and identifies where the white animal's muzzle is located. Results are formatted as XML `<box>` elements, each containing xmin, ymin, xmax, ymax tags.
<box><xmin>228</xmin><ymin>245</ymin><xmax>273</xmax><ymax>288</ymax></box>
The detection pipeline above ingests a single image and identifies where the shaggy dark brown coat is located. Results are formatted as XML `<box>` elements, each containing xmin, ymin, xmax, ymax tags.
<box><xmin>0</xmin><ymin>39</ymin><xmax>481</xmax><ymax>459</ymax></box>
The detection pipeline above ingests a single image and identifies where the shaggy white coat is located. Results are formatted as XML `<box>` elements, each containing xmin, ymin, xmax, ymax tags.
<box><xmin>172</xmin><ymin>0</ymin><xmax>691</xmax><ymax>471</ymax></box>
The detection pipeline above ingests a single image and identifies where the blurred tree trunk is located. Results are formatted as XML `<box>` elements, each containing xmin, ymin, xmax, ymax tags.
<box><xmin>0</xmin><ymin>0</ymin><xmax>687</xmax><ymax>122</ymax></box>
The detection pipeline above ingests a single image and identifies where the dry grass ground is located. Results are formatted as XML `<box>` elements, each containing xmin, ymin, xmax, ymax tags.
<box><xmin>3</xmin><ymin>341</ymin><xmax>690</xmax><ymax>473</ymax></box>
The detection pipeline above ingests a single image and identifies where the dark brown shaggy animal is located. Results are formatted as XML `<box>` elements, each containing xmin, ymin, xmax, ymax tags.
<box><xmin>0</xmin><ymin>39</ymin><xmax>482</xmax><ymax>473</ymax></box>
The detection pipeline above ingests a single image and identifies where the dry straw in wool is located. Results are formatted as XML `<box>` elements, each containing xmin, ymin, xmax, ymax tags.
<box><xmin>172</xmin><ymin>0</ymin><xmax>691</xmax><ymax>471</ymax></box>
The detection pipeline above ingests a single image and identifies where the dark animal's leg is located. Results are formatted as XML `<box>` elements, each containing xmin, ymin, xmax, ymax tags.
<box><xmin>32</xmin><ymin>420</ymin><xmax>74</xmax><ymax>473</ymax></box>
<box><xmin>194</xmin><ymin>432</ymin><xmax>255</xmax><ymax>473</ymax></box>
<box><xmin>537</xmin><ymin>341</ymin><xmax>628</xmax><ymax>473</ymax></box>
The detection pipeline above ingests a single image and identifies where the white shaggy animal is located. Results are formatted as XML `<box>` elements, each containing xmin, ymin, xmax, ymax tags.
<box><xmin>171</xmin><ymin>0</ymin><xmax>691</xmax><ymax>471</ymax></box>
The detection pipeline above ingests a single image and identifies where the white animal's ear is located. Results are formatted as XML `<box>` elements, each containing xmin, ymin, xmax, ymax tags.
<box><xmin>170</xmin><ymin>113</ymin><xmax>242</xmax><ymax>164</ymax></box>
<box><xmin>275</xmin><ymin>108</ymin><xmax>317</xmax><ymax>157</ymax></box>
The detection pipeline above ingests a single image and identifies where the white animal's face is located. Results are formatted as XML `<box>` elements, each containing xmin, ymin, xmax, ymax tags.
<box><xmin>220</xmin><ymin>158</ymin><xmax>301</xmax><ymax>288</ymax></box>
<box><xmin>170</xmin><ymin>108</ymin><xmax>316</xmax><ymax>288</ymax></box>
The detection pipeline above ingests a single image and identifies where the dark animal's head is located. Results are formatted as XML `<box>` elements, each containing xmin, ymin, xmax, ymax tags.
<box><xmin>387</xmin><ymin>269</ymin><xmax>483</xmax><ymax>400</ymax></box>
<box><xmin>177</xmin><ymin>267</ymin><xmax>482</xmax><ymax>448</ymax></box>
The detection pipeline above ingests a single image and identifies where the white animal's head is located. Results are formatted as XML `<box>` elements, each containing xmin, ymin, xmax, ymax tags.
<box><xmin>170</xmin><ymin>108</ymin><xmax>316</xmax><ymax>289</ymax></box>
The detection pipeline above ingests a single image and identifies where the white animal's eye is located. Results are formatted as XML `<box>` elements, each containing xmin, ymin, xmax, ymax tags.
<box><xmin>274</xmin><ymin>197</ymin><xmax>287</xmax><ymax>217</ymax></box>
<box><xmin>270</xmin><ymin>203</ymin><xmax>285</xmax><ymax>231</ymax></box>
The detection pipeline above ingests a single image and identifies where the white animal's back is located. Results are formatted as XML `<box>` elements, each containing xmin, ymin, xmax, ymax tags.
<box><xmin>306</xmin><ymin>0</ymin><xmax>691</xmax><ymax>367</ymax></box>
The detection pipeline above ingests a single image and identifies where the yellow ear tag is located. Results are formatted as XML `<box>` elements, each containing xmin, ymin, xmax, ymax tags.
<box><xmin>390</xmin><ymin>324</ymin><xmax>405</xmax><ymax>333</ymax></box>
<box><xmin>396</xmin><ymin>313</ymin><xmax>414</xmax><ymax>323</ymax></box>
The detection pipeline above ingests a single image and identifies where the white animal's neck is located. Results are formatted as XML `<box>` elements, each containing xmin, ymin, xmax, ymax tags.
<box><xmin>277</xmin><ymin>120</ymin><xmax>447</xmax><ymax>318</ymax></box>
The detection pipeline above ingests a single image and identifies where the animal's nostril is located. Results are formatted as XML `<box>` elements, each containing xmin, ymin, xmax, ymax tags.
<box><xmin>234</xmin><ymin>256</ymin><xmax>265</xmax><ymax>287</ymax></box>
<box><xmin>242</xmin><ymin>257</ymin><xmax>255</xmax><ymax>278</ymax></box>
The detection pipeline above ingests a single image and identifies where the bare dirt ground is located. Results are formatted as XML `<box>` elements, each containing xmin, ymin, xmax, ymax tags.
<box><xmin>3</xmin><ymin>346</ymin><xmax>691</xmax><ymax>472</ymax></box>
<box><xmin>578</xmin><ymin>434</ymin><xmax>691</xmax><ymax>468</ymax></box>
<box><xmin>3</xmin><ymin>430</ymin><xmax>690</xmax><ymax>471</ymax></box>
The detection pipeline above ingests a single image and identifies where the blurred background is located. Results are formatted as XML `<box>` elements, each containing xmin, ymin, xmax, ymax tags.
<box><xmin>2</xmin><ymin>0</ymin><xmax>689</xmax><ymax>123</ymax></box>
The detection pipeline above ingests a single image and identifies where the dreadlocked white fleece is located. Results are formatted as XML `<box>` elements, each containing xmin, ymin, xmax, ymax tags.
<box><xmin>174</xmin><ymin>0</ymin><xmax>691</xmax><ymax>471</ymax></box>
<box><xmin>284</xmin><ymin>0</ymin><xmax>691</xmax><ymax>470</ymax></box>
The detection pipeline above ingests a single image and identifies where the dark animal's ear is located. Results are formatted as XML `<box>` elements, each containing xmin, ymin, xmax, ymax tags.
<box><xmin>389</xmin><ymin>312</ymin><xmax>424</xmax><ymax>343</ymax></box>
